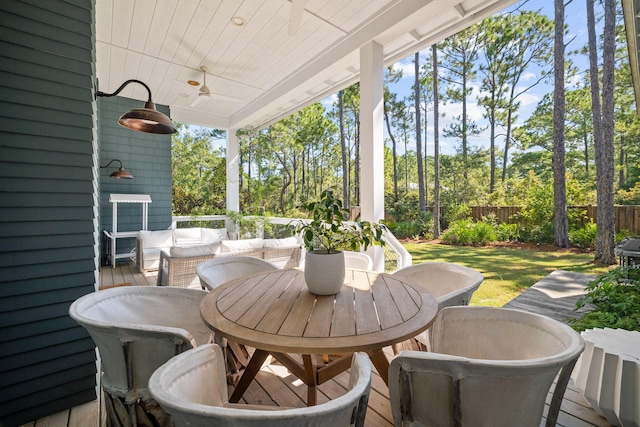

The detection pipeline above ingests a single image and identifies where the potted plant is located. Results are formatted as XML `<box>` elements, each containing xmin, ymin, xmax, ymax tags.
<box><xmin>292</xmin><ymin>190</ymin><xmax>385</xmax><ymax>295</ymax></box>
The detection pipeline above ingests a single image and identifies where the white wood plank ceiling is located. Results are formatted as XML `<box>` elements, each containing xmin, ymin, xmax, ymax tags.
<box><xmin>96</xmin><ymin>0</ymin><xmax>519</xmax><ymax>131</ymax></box>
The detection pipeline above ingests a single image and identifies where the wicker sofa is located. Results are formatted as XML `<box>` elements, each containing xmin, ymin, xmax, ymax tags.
<box><xmin>155</xmin><ymin>236</ymin><xmax>302</xmax><ymax>288</ymax></box>
<box><xmin>136</xmin><ymin>227</ymin><xmax>231</xmax><ymax>272</ymax></box>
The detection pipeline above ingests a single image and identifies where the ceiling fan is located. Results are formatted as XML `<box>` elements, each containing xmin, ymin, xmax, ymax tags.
<box><xmin>188</xmin><ymin>66</ymin><xmax>244</xmax><ymax>107</ymax></box>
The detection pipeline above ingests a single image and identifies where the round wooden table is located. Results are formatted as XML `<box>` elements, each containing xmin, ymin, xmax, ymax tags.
<box><xmin>200</xmin><ymin>268</ymin><xmax>438</xmax><ymax>405</ymax></box>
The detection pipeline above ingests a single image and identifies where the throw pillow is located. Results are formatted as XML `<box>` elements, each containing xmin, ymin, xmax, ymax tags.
<box><xmin>220</xmin><ymin>238</ymin><xmax>264</xmax><ymax>253</ymax></box>
<box><xmin>262</xmin><ymin>236</ymin><xmax>300</xmax><ymax>248</ymax></box>
<box><xmin>139</xmin><ymin>230</ymin><xmax>173</xmax><ymax>249</ymax></box>
<box><xmin>169</xmin><ymin>242</ymin><xmax>221</xmax><ymax>258</ymax></box>
<box><xmin>201</xmin><ymin>227</ymin><xmax>228</xmax><ymax>244</ymax></box>
<box><xmin>173</xmin><ymin>228</ymin><xmax>202</xmax><ymax>247</ymax></box>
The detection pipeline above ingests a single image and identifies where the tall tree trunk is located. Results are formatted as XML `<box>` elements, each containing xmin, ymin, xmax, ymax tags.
<box><xmin>596</xmin><ymin>0</ymin><xmax>616</xmax><ymax>264</ymax></box>
<box><xmin>619</xmin><ymin>133</ymin><xmax>625</xmax><ymax>187</ymax></box>
<box><xmin>583</xmin><ymin>122</ymin><xmax>589</xmax><ymax>176</ymax></box>
<box><xmin>432</xmin><ymin>44</ymin><xmax>441</xmax><ymax>238</ymax></box>
<box><xmin>553</xmin><ymin>0</ymin><xmax>569</xmax><ymax>247</ymax></box>
<box><xmin>501</xmin><ymin>79</ymin><xmax>517</xmax><ymax>183</ymax></box>
<box><xmin>489</xmin><ymin>92</ymin><xmax>496</xmax><ymax>193</ymax></box>
<box><xmin>422</xmin><ymin>97</ymin><xmax>429</xmax><ymax>207</ymax></box>
<box><xmin>339</xmin><ymin>91</ymin><xmax>349</xmax><ymax>206</ymax></box>
<box><xmin>415</xmin><ymin>52</ymin><xmax>425</xmax><ymax>211</ymax></box>
<box><xmin>462</xmin><ymin>73</ymin><xmax>468</xmax><ymax>187</ymax></box>
<box><xmin>404</xmin><ymin>123</ymin><xmax>409</xmax><ymax>193</ymax></box>
<box><xmin>384</xmin><ymin>103</ymin><xmax>399</xmax><ymax>202</ymax></box>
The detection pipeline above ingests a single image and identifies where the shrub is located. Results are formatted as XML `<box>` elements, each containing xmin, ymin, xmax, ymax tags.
<box><xmin>569</xmin><ymin>267</ymin><xmax>640</xmax><ymax>332</ymax></box>
<box><xmin>495</xmin><ymin>222</ymin><xmax>522</xmax><ymax>242</ymax></box>
<box><xmin>569</xmin><ymin>221</ymin><xmax>597</xmax><ymax>249</ymax></box>
<box><xmin>443</xmin><ymin>203</ymin><xmax>472</xmax><ymax>227</ymax></box>
<box><xmin>522</xmin><ymin>222</ymin><xmax>555</xmax><ymax>244</ymax></box>
<box><xmin>389</xmin><ymin>221</ymin><xmax>420</xmax><ymax>239</ymax></box>
<box><xmin>385</xmin><ymin>211</ymin><xmax>435</xmax><ymax>240</ymax></box>
<box><xmin>442</xmin><ymin>219</ymin><xmax>496</xmax><ymax>246</ymax></box>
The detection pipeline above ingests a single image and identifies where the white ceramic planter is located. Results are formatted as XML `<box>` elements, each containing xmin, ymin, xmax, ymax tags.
<box><xmin>304</xmin><ymin>250</ymin><xmax>345</xmax><ymax>295</ymax></box>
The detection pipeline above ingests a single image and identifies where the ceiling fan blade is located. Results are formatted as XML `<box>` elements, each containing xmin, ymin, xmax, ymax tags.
<box><xmin>190</xmin><ymin>93</ymin><xmax>209</xmax><ymax>107</ymax></box>
<box><xmin>288</xmin><ymin>0</ymin><xmax>307</xmax><ymax>35</ymax></box>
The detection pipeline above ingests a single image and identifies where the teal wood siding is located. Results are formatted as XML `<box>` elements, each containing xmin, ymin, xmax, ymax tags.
<box><xmin>98</xmin><ymin>96</ymin><xmax>172</xmax><ymax>263</ymax></box>
<box><xmin>0</xmin><ymin>1</ymin><xmax>99</xmax><ymax>425</ymax></box>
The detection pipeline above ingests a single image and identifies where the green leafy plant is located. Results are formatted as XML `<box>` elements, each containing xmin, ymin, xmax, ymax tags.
<box><xmin>292</xmin><ymin>190</ymin><xmax>385</xmax><ymax>254</ymax></box>
<box><xmin>441</xmin><ymin>219</ymin><xmax>496</xmax><ymax>246</ymax></box>
<box><xmin>569</xmin><ymin>220</ymin><xmax>597</xmax><ymax>249</ymax></box>
<box><xmin>225</xmin><ymin>210</ymin><xmax>266</xmax><ymax>239</ymax></box>
<box><xmin>569</xmin><ymin>267</ymin><xmax>640</xmax><ymax>332</ymax></box>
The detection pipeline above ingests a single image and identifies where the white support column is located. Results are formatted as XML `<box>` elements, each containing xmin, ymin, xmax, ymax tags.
<box><xmin>226</xmin><ymin>129</ymin><xmax>240</xmax><ymax>213</ymax></box>
<box><xmin>359</xmin><ymin>41</ymin><xmax>385</xmax><ymax>271</ymax></box>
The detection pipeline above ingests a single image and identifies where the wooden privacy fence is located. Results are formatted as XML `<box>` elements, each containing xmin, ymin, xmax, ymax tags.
<box><xmin>468</xmin><ymin>206</ymin><xmax>640</xmax><ymax>236</ymax></box>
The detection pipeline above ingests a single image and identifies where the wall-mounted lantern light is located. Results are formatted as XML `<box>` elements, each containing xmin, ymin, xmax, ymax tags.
<box><xmin>96</xmin><ymin>79</ymin><xmax>178</xmax><ymax>134</ymax></box>
<box><xmin>100</xmin><ymin>159</ymin><xmax>134</xmax><ymax>179</ymax></box>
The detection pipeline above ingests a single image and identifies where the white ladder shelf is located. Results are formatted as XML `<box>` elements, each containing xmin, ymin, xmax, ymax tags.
<box><xmin>104</xmin><ymin>194</ymin><xmax>152</xmax><ymax>267</ymax></box>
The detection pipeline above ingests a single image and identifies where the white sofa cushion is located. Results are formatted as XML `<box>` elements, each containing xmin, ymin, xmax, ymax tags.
<box><xmin>173</xmin><ymin>228</ymin><xmax>203</xmax><ymax>247</ymax></box>
<box><xmin>139</xmin><ymin>230</ymin><xmax>173</xmax><ymax>249</ymax></box>
<box><xmin>142</xmin><ymin>248</ymin><xmax>166</xmax><ymax>270</ymax></box>
<box><xmin>263</xmin><ymin>236</ymin><xmax>300</xmax><ymax>248</ymax></box>
<box><xmin>220</xmin><ymin>238</ymin><xmax>264</xmax><ymax>253</ymax></box>
<box><xmin>169</xmin><ymin>243</ymin><xmax>221</xmax><ymax>258</ymax></box>
<box><xmin>201</xmin><ymin>228</ymin><xmax>228</xmax><ymax>244</ymax></box>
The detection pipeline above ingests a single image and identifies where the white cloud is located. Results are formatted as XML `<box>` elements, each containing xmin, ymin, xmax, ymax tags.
<box><xmin>521</xmin><ymin>72</ymin><xmax>537</xmax><ymax>82</ymax></box>
<box><xmin>391</xmin><ymin>59</ymin><xmax>416</xmax><ymax>78</ymax></box>
<box><xmin>321</xmin><ymin>94</ymin><xmax>337</xmax><ymax>109</ymax></box>
<box><xmin>515</xmin><ymin>91</ymin><xmax>541</xmax><ymax>107</ymax></box>
<box><xmin>567</xmin><ymin>73</ymin><xmax>584</xmax><ymax>90</ymax></box>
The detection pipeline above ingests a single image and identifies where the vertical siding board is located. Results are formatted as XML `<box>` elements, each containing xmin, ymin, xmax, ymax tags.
<box><xmin>0</xmin><ymin>1</ymin><xmax>98</xmax><ymax>425</ymax></box>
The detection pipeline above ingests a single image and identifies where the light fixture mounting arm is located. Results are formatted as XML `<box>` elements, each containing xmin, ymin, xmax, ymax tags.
<box><xmin>96</xmin><ymin>79</ymin><xmax>153</xmax><ymax>103</ymax></box>
<box><xmin>100</xmin><ymin>159</ymin><xmax>123</xmax><ymax>169</ymax></box>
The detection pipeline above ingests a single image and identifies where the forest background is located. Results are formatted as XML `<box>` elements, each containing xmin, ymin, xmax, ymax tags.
<box><xmin>171</xmin><ymin>0</ymin><xmax>640</xmax><ymax>253</ymax></box>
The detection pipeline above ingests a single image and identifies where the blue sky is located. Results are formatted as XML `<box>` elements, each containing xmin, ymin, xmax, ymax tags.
<box><xmin>321</xmin><ymin>0</ymin><xmax>598</xmax><ymax>157</ymax></box>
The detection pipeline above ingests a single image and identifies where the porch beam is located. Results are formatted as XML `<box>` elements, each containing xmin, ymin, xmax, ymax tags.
<box><xmin>359</xmin><ymin>41</ymin><xmax>385</xmax><ymax>271</ymax></box>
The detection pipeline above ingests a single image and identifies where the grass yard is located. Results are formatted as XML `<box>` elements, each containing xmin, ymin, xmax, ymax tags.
<box><xmin>402</xmin><ymin>241</ymin><xmax>614</xmax><ymax>307</ymax></box>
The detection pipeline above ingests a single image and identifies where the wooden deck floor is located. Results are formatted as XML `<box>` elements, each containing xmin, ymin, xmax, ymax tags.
<box><xmin>20</xmin><ymin>264</ymin><xmax>611</xmax><ymax>427</ymax></box>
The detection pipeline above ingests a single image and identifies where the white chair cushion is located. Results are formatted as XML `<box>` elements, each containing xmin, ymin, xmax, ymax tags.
<box><xmin>170</xmin><ymin>243</ymin><xmax>221</xmax><ymax>258</ymax></box>
<box><xmin>173</xmin><ymin>228</ymin><xmax>203</xmax><ymax>247</ymax></box>
<box><xmin>262</xmin><ymin>236</ymin><xmax>299</xmax><ymax>248</ymax></box>
<box><xmin>201</xmin><ymin>228</ymin><xmax>228</xmax><ymax>244</ymax></box>
<box><xmin>140</xmin><ymin>230</ymin><xmax>173</xmax><ymax>249</ymax></box>
<box><xmin>219</xmin><ymin>238</ymin><xmax>264</xmax><ymax>253</ymax></box>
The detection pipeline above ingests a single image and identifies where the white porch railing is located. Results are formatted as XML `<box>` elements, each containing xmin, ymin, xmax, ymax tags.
<box><xmin>170</xmin><ymin>215</ymin><xmax>411</xmax><ymax>272</ymax></box>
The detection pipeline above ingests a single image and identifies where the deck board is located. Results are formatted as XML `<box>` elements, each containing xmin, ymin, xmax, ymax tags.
<box><xmin>21</xmin><ymin>265</ymin><xmax>610</xmax><ymax>427</ymax></box>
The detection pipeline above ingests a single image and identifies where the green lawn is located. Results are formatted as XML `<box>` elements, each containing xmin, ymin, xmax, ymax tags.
<box><xmin>402</xmin><ymin>242</ymin><xmax>614</xmax><ymax>307</ymax></box>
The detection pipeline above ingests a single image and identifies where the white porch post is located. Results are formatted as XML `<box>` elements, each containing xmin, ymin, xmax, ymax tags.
<box><xmin>226</xmin><ymin>129</ymin><xmax>240</xmax><ymax>213</ymax></box>
<box><xmin>359</xmin><ymin>41</ymin><xmax>385</xmax><ymax>271</ymax></box>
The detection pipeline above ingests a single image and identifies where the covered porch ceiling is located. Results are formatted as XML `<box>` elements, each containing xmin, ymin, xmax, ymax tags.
<box><xmin>97</xmin><ymin>0</ymin><xmax>519</xmax><ymax>131</ymax></box>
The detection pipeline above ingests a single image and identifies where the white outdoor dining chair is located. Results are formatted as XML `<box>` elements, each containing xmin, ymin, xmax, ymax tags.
<box><xmin>149</xmin><ymin>343</ymin><xmax>372</xmax><ymax>427</ymax></box>
<box><xmin>69</xmin><ymin>286</ymin><xmax>212</xmax><ymax>427</ymax></box>
<box><xmin>196</xmin><ymin>256</ymin><xmax>279</xmax><ymax>291</ymax></box>
<box><xmin>391</xmin><ymin>261</ymin><xmax>484</xmax><ymax>309</ymax></box>
<box><xmin>343</xmin><ymin>251</ymin><xmax>373</xmax><ymax>270</ymax></box>
<box><xmin>391</xmin><ymin>262</ymin><xmax>484</xmax><ymax>350</ymax></box>
<box><xmin>389</xmin><ymin>306</ymin><xmax>585</xmax><ymax>427</ymax></box>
